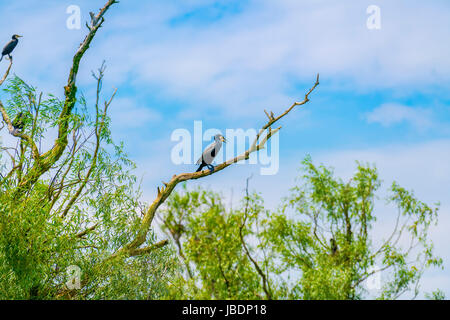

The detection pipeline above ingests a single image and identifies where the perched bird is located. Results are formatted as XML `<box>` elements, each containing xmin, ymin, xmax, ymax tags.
<box><xmin>196</xmin><ymin>134</ymin><xmax>226</xmax><ymax>172</ymax></box>
<box><xmin>330</xmin><ymin>238</ymin><xmax>338</xmax><ymax>256</ymax></box>
<box><xmin>1</xmin><ymin>34</ymin><xmax>22</xmax><ymax>62</ymax></box>
<box><xmin>12</xmin><ymin>112</ymin><xmax>26</xmax><ymax>133</ymax></box>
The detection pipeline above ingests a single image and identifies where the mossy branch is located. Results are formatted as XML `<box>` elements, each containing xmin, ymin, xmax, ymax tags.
<box><xmin>14</xmin><ymin>0</ymin><xmax>118</xmax><ymax>195</ymax></box>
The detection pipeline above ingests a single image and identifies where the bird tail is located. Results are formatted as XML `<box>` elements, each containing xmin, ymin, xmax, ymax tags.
<box><xmin>196</xmin><ymin>164</ymin><xmax>205</xmax><ymax>172</ymax></box>
<box><xmin>0</xmin><ymin>55</ymin><xmax>3</xmax><ymax>62</ymax></box>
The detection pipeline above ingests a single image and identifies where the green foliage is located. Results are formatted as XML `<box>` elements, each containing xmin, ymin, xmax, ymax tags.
<box><xmin>425</xmin><ymin>289</ymin><xmax>446</xmax><ymax>300</ymax></box>
<box><xmin>0</xmin><ymin>76</ymin><xmax>444</xmax><ymax>300</ymax></box>
<box><xmin>160</xmin><ymin>185</ymin><xmax>268</xmax><ymax>299</ymax></box>
<box><xmin>161</xmin><ymin>158</ymin><xmax>443</xmax><ymax>300</ymax></box>
<box><xmin>0</xmin><ymin>76</ymin><xmax>176</xmax><ymax>299</ymax></box>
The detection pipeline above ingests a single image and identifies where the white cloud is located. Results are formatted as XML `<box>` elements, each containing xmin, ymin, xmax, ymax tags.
<box><xmin>0</xmin><ymin>0</ymin><xmax>431</xmax><ymax>120</ymax></box>
<box><xmin>86</xmin><ymin>0</ymin><xmax>450</xmax><ymax>118</ymax></box>
<box><xmin>109</xmin><ymin>97</ymin><xmax>162</xmax><ymax>130</ymax></box>
<box><xmin>2</xmin><ymin>0</ymin><xmax>450</xmax><ymax>120</ymax></box>
<box><xmin>366</xmin><ymin>103</ymin><xmax>433</xmax><ymax>129</ymax></box>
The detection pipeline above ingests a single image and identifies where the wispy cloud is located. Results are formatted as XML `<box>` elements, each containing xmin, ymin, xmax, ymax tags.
<box><xmin>1</xmin><ymin>0</ymin><xmax>441</xmax><ymax>117</ymax></box>
<box><xmin>110</xmin><ymin>97</ymin><xmax>162</xmax><ymax>130</ymax></box>
<box><xmin>114</xmin><ymin>0</ymin><xmax>450</xmax><ymax>108</ymax></box>
<box><xmin>365</xmin><ymin>103</ymin><xmax>433</xmax><ymax>129</ymax></box>
<box><xmin>2</xmin><ymin>0</ymin><xmax>450</xmax><ymax>119</ymax></box>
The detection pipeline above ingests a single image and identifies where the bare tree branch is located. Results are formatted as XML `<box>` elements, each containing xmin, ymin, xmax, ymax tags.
<box><xmin>0</xmin><ymin>57</ymin><xmax>13</xmax><ymax>86</ymax></box>
<box><xmin>109</xmin><ymin>74</ymin><xmax>319</xmax><ymax>259</ymax></box>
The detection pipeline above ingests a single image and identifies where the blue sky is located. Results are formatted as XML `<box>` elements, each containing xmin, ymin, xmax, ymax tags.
<box><xmin>0</xmin><ymin>0</ymin><xmax>449</xmax><ymax>298</ymax></box>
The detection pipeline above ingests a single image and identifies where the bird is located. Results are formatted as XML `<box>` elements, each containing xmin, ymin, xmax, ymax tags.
<box><xmin>12</xmin><ymin>112</ymin><xmax>26</xmax><ymax>133</ymax></box>
<box><xmin>330</xmin><ymin>238</ymin><xmax>338</xmax><ymax>256</ymax></box>
<box><xmin>1</xmin><ymin>34</ymin><xmax>22</xmax><ymax>62</ymax></box>
<box><xmin>196</xmin><ymin>134</ymin><xmax>226</xmax><ymax>172</ymax></box>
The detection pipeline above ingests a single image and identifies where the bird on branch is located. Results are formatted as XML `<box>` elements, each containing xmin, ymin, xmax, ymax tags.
<box><xmin>1</xmin><ymin>34</ymin><xmax>22</xmax><ymax>62</ymax></box>
<box><xmin>196</xmin><ymin>134</ymin><xmax>226</xmax><ymax>172</ymax></box>
<box><xmin>12</xmin><ymin>112</ymin><xmax>26</xmax><ymax>133</ymax></box>
<box><xmin>330</xmin><ymin>238</ymin><xmax>338</xmax><ymax>256</ymax></box>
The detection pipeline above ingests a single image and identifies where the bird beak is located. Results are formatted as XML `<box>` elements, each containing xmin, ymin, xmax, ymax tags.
<box><xmin>17</xmin><ymin>35</ymin><xmax>23</xmax><ymax>38</ymax></box>
<box><xmin>222</xmin><ymin>137</ymin><xmax>227</xmax><ymax>143</ymax></box>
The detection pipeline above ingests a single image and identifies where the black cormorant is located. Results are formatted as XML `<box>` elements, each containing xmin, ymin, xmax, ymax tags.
<box><xmin>196</xmin><ymin>134</ymin><xmax>226</xmax><ymax>172</ymax></box>
<box><xmin>330</xmin><ymin>238</ymin><xmax>338</xmax><ymax>256</ymax></box>
<box><xmin>12</xmin><ymin>112</ymin><xmax>26</xmax><ymax>132</ymax></box>
<box><xmin>1</xmin><ymin>34</ymin><xmax>22</xmax><ymax>62</ymax></box>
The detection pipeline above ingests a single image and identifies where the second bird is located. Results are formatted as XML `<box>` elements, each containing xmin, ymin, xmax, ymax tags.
<box><xmin>1</xmin><ymin>34</ymin><xmax>22</xmax><ymax>62</ymax></box>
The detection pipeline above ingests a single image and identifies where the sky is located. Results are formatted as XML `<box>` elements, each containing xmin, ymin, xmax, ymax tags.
<box><xmin>0</xmin><ymin>0</ymin><xmax>449</xmax><ymax>298</ymax></box>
